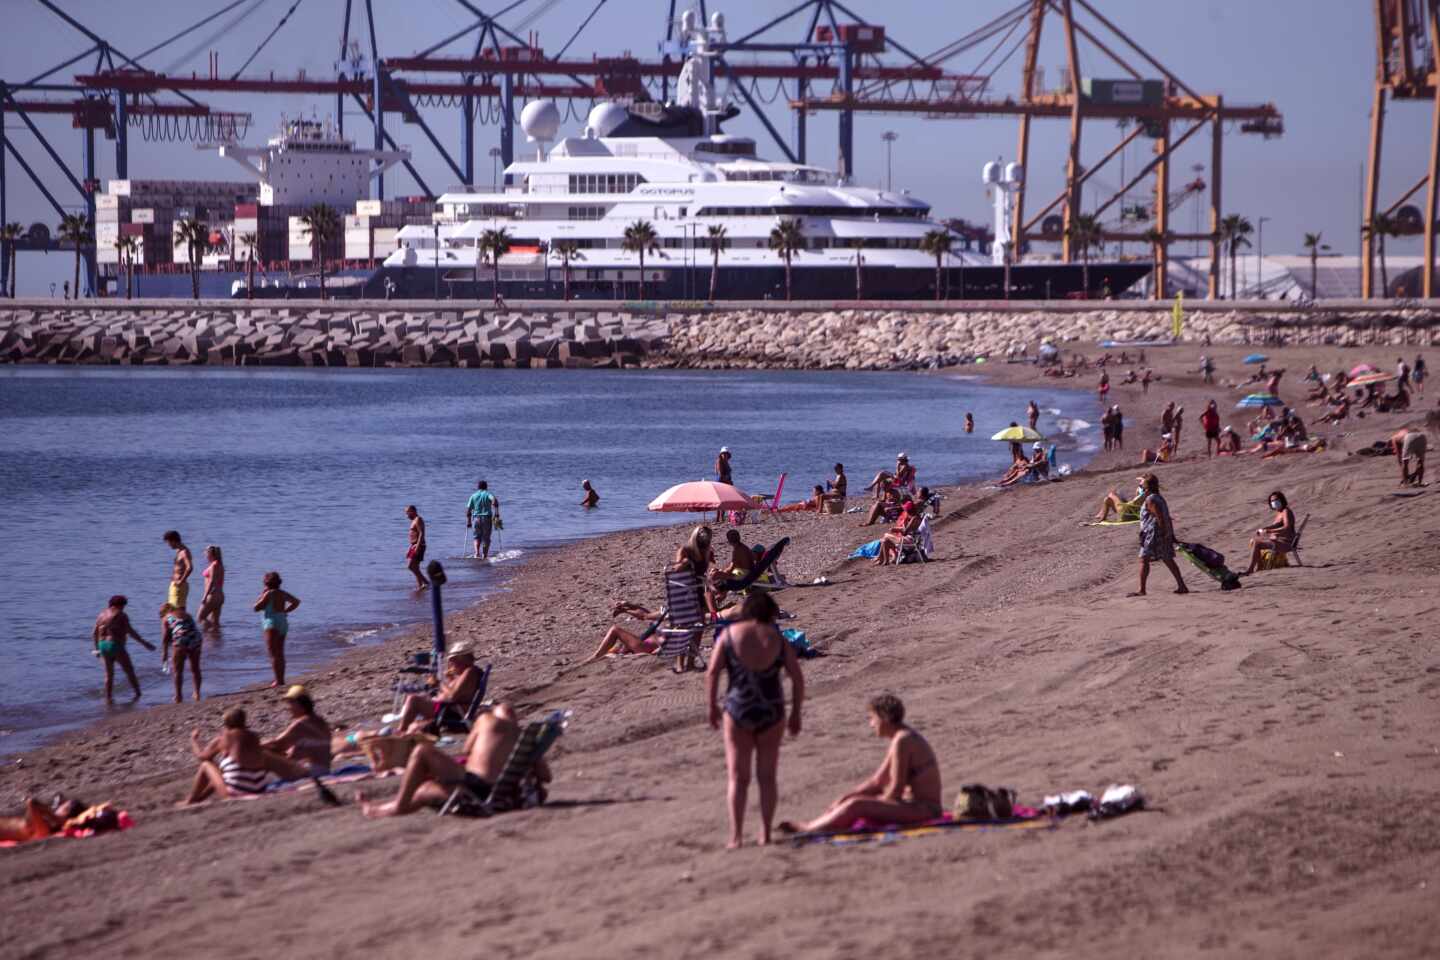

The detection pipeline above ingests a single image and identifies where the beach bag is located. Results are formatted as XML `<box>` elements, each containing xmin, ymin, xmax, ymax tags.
<box><xmin>955</xmin><ymin>784</ymin><xmax>1016</xmax><ymax>820</ymax></box>
<box><xmin>1177</xmin><ymin>541</ymin><xmax>1242</xmax><ymax>591</ymax></box>
<box><xmin>1090</xmin><ymin>784</ymin><xmax>1145</xmax><ymax>820</ymax></box>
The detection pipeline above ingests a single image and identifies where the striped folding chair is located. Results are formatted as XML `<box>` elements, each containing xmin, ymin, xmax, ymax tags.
<box><xmin>656</xmin><ymin>569</ymin><xmax>707</xmax><ymax>672</ymax></box>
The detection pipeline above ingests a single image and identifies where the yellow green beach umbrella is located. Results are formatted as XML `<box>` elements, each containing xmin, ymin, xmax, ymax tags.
<box><xmin>990</xmin><ymin>425</ymin><xmax>1044</xmax><ymax>442</ymax></box>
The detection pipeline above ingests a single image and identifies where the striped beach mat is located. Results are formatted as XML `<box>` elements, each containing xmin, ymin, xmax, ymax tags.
<box><xmin>789</xmin><ymin>814</ymin><xmax>1060</xmax><ymax>848</ymax></box>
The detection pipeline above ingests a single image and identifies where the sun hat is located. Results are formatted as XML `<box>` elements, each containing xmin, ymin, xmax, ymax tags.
<box><xmin>719</xmin><ymin>446</ymin><xmax>729</xmax><ymax>453</ymax></box>
<box><xmin>281</xmin><ymin>684</ymin><xmax>308</xmax><ymax>700</ymax></box>
<box><xmin>446</xmin><ymin>643</ymin><xmax>474</xmax><ymax>659</ymax></box>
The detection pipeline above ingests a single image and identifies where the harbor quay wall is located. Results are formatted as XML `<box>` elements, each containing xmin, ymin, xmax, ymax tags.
<box><xmin>1</xmin><ymin>299</ymin><xmax>1437</xmax><ymax>370</ymax></box>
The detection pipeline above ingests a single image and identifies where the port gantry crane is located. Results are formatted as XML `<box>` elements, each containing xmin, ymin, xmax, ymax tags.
<box><xmin>1363</xmin><ymin>0</ymin><xmax>1439</xmax><ymax>298</ymax></box>
<box><xmin>795</xmin><ymin>0</ymin><xmax>1283</xmax><ymax>300</ymax></box>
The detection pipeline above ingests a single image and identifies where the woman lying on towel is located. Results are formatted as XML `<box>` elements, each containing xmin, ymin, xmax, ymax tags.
<box><xmin>0</xmin><ymin>796</ymin><xmax>88</xmax><ymax>842</ymax></box>
<box><xmin>580</xmin><ymin>601</ymin><xmax>665</xmax><ymax>662</ymax></box>
<box><xmin>778</xmin><ymin>694</ymin><xmax>942</xmax><ymax>836</ymax></box>
<box><xmin>1092</xmin><ymin>483</ymin><xmax>1145</xmax><ymax>522</ymax></box>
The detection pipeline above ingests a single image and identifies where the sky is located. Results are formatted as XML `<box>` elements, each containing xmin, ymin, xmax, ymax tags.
<box><xmin>0</xmin><ymin>0</ymin><xmax>1431</xmax><ymax>294</ymax></box>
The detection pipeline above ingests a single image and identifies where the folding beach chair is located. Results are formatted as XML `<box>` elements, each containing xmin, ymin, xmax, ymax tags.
<box><xmin>715</xmin><ymin>537</ymin><xmax>791</xmax><ymax>595</ymax></box>
<box><xmin>438</xmin><ymin>710</ymin><xmax>570</xmax><ymax>817</ymax></box>
<box><xmin>656</xmin><ymin>569</ymin><xmax>708</xmax><ymax>672</ymax></box>
<box><xmin>1272</xmin><ymin>514</ymin><xmax>1308</xmax><ymax>566</ymax></box>
<box><xmin>897</xmin><ymin>516</ymin><xmax>932</xmax><ymax>564</ymax></box>
<box><xmin>748</xmin><ymin>472</ymin><xmax>787</xmax><ymax>522</ymax></box>
<box><xmin>433</xmin><ymin>664</ymin><xmax>493</xmax><ymax>734</ymax></box>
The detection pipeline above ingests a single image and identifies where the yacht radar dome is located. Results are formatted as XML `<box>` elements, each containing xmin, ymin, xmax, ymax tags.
<box><xmin>982</xmin><ymin>161</ymin><xmax>1001</xmax><ymax>185</ymax></box>
<box><xmin>520</xmin><ymin>100</ymin><xmax>561</xmax><ymax>143</ymax></box>
<box><xmin>586</xmin><ymin>102</ymin><xmax>629</xmax><ymax>138</ymax></box>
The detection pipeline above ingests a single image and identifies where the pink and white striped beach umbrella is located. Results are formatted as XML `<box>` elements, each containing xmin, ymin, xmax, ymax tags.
<box><xmin>648</xmin><ymin>481</ymin><xmax>753</xmax><ymax>512</ymax></box>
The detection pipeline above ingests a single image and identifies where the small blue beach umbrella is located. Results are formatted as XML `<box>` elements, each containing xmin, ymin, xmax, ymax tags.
<box><xmin>1243</xmin><ymin>353</ymin><xmax>1269</xmax><ymax>364</ymax></box>
<box><xmin>1235</xmin><ymin>393</ymin><xmax>1284</xmax><ymax>409</ymax></box>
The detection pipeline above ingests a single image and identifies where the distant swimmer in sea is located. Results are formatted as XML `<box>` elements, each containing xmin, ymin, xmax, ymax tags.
<box><xmin>159</xmin><ymin>602</ymin><xmax>203</xmax><ymax>703</ymax></box>
<box><xmin>92</xmin><ymin>595</ymin><xmax>156</xmax><ymax>704</ymax></box>
<box><xmin>358</xmin><ymin>702</ymin><xmax>551</xmax><ymax>817</ymax></box>
<box><xmin>1098</xmin><ymin>370</ymin><xmax>1110</xmax><ymax>400</ymax></box>
<box><xmin>706</xmin><ymin>592</ymin><xmax>805</xmax><ymax>848</ymax></box>
<box><xmin>964</xmin><ymin>412</ymin><xmax>974</xmax><ymax>434</ymax></box>
<box><xmin>580</xmin><ymin>479</ymin><xmax>600</xmax><ymax>508</ymax></box>
<box><xmin>163</xmin><ymin>530</ymin><xmax>194</xmax><ymax>611</ymax></box>
<box><xmin>779</xmin><ymin>694</ymin><xmax>942</xmax><ymax>836</ymax></box>
<box><xmin>405</xmin><ymin>505</ymin><xmax>428</xmax><ymax>589</ymax></box>
<box><xmin>197</xmin><ymin>545</ymin><xmax>224</xmax><ymax>628</ymax></box>
<box><xmin>1027</xmin><ymin>400</ymin><xmax>1040</xmax><ymax>431</ymax></box>
<box><xmin>466</xmin><ymin>480</ymin><xmax>500</xmax><ymax>560</ymax></box>
<box><xmin>254</xmin><ymin>571</ymin><xmax>301</xmax><ymax>687</ymax></box>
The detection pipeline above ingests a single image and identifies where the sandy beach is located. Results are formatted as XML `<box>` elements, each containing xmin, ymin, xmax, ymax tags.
<box><xmin>2</xmin><ymin>341</ymin><xmax>1438</xmax><ymax>959</ymax></box>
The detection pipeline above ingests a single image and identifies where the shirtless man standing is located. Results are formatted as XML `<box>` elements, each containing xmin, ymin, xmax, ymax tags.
<box><xmin>779</xmin><ymin>693</ymin><xmax>942</xmax><ymax>835</ymax></box>
<box><xmin>404</xmin><ymin>505</ymin><xmax>428</xmax><ymax>589</ymax></box>
<box><xmin>1392</xmin><ymin>428</ymin><xmax>1427</xmax><ymax>486</ymax></box>
<box><xmin>358</xmin><ymin>703</ymin><xmax>551</xmax><ymax>817</ymax></box>
<box><xmin>92</xmin><ymin>595</ymin><xmax>156</xmax><ymax>704</ymax></box>
<box><xmin>163</xmin><ymin>531</ymin><xmax>194</xmax><ymax>610</ymax></box>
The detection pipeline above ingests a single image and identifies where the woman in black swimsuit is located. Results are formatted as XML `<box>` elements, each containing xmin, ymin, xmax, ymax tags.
<box><xmin>705</xmin><ymin>592</ymin><xmax>805</xmax><ymax>849</ymax></box>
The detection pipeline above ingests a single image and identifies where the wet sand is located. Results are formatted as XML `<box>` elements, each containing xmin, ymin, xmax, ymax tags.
<box><xmin>2</xmin><ymin>342</ymin><xmax>1438</xmax><ymax>959</ymax></box>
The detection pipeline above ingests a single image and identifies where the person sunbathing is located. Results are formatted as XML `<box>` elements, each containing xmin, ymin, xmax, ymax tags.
<box><xmin>1000</xmin><ymin>443</ymin><xmax>1050</xmax><ymax>487</ymax></box>
<box><xmin>263</xmin><ymin>685</ymin><xmax>333</xmax><ymax>775</ymax></box>
<box><xmin>581</xmin><ymin>601</ymin><xmax>665</xmax><ymax>662</ymax></box>
<box><xmin>358</xmin><ymin>703</ymin><xmax>550</xmax><ymax>817</ymax></box>
<box><xmin>1316</xmin><ymin>397</ymin><xmax>1349</xmax><ymax>424</ymax></box>
<box><xmin>1092</xmin><ymin>485</ymin><xmax>1145</xmax><ymax>522</ymax></box>
<box><xmin>390</xmin><ymin>646</ymin><xmax>483</xmax><ymax>734</ymax></box>
<box><xmin>181</xmin><ymin>707</ymin><xmax>312</xmax><ymax>804</ymax></box>
<box><xmin>0</xmin><ymin>796</ymin><xmax>80</xmax><ymax>842</ymax></box>
<box><xmin>876</xmin><ymin>500</ymin><xmax>922</xmax><ymax>565</ymax></box>
<box><xmin>778</xmin><ymin>694</ymin><xmax>942</xmax><ymax>836</ymax></box>
<box><xmin>1217</xmin><ymin>426</ymin><xmax>1242</xmax><ymax>454</ymax></box>
<box><xmin>777</xmin><ymin>485</ymin><xmax>828</xmax><ymax>514</ymax></box>
<box><xmin>1242</xmin><ymin>490</ymin><xmax>1296</xmax><ymax>575</ymax></box>
<box><xmin>1139</xmin><ymin>435</ymin><xmax>1175</xmax><ymax>465</ymax></box>
<box><xmin>864</xmin><ymin>483</ymin><xmax>901</xmax><ymax>526</ymax></box>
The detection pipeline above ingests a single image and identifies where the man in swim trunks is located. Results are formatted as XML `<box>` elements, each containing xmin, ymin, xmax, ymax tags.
<box><xmin>405</xmin><ymin>505</ymin><xmax>428</xmax><ymax>589</ymax></box>
<box><xmin>1392</xmin><ymin>428</ymin><xmax>1427</xmax><ymax>486</ymax></box>
<box><xmin>466</xmin><ymin>480</ymin><xmax>500</xmax><ymax>560</ymax></box>
<box><xmin>92</xmin><ymin>595</ymin><xmax>155</xmax><ymax>704</ymax></box>
<box><xmin>392</xmin><ymin>646</ymin><xmax>483</xmax><ymax>733</ymax></box>
<box><xmin>358</xmin><ymin>702</ymin><xmax>550</xmax><ymax>817</ymax></box>
<box><xmin>163</xmin><ymin>531</ymin><xmax>193</xmax><ymax>610</ymax></box>
<box><xmin>779</xmin><ymin>693</ymin><xmax>942</xmax><ymax>835</ymax></box>
<box><xmin>580</xmin><ymin>480</ymin><xmax>600</xmax><ymax>508</ymax></box>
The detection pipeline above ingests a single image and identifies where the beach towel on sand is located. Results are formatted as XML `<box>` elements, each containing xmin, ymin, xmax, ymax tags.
<box><xmin>788</xmin><ymin>809</ymin><xmax>1054</xmax><ymax>848</ymax></box>
<box><xmin>1081</xmin><ymin>518</ymin><xmax>1139</xmax><ymax>527</ymax></box>
<box><xmin>848</xmin><ymin>540</ymin><xmax>882</xmax><ymax>559</ymax></box>
<box><xmin>0</xmin><ymin>809</ymin><xmax>136</xmax><ymax>848</ymax></box>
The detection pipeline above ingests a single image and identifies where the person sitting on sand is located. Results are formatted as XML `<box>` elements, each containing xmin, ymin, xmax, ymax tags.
<box><xmin>580</xmin><ymin>480</ymin><xmax>600</xmax><ymax>509</ymax></box>
<box><xmin>1139</xmin><ymin>434</ymin><xmax>1175</xmax><ymax>465</ymax></box>
<box><xmin>391</xmin><ymin>645</ymin><xmax>484</xmax><ymax>733</ymax></box>
<box><xmin>717</xmin><ymin>528</ymin><xmax>755</xmax><ymax>582</ymax></box>
<box><xmin>1092</xmin><ymin>484</ymin><xmax>1145</xmax><ymax>522</ymax></box>
<box><xmin>581</xmin><ymin>601</ymin><xmax>666</xmax><ymax>662</ymax></box>
<box><xmin>778</xmin><ymin>484</ymin><xmax>828</xmax><ymax>514</ymax></box>
<box><xmin>823</xmin><ymin>463</ymin><xmax>847</xmax><ymax>513</ymax></box>
<box><xmin>1218</xmin><ymin>425</ymin><xmax>1243</xmax><ymax>454</ymax></box>
<box><xmin>1122</xmin><ymin>369</ymin><xmax>1138</xmax><ymax>385</ymax></box>
<box><xmin>706</xmin><ymin>592</ymin><xmax>805</xmax><ymax>848</ymax></box>
<box><xmin>864</xmin><ymin>480</ymin><xmax>902</xmax><ymax>526</ymax></box>
<box><xmin>1243</xmin><ymin>490</ymin><xmax>1297</xmax><ymax>575</ymax></box>
<box><xmin>159</xmin><ymin>602</ymin><xmax>203</xmax><ymax>703</ymax></box>
<box><xmin>1130</xmin><ymin>473</ymin><xmax>1188</xmax><ymax>597</ymax></box>
<box><xmin>674</xmin><ymin>526</ymin><xmax>715</xmax><ymax>578</ymax></box>
<box><xmin>778</xmin><ymin>693</ymin><xmax>942</xmax><ymax>836</ymax></box>
<box><xmin>876</xmin><ymin>500</ymin><xmax>922</xmax><ymax>565</ymax></box>
<box><xmin>358</xmin><ymin>702</ymin><xmax>550</xmax><ymax>817</ymax></box>
<box><xmin>893</xmin><ymin>453</ymin><xmax>916</xmax><ymax>495</ymax></box>
<box><xmin>1316</xmin><ymin>396</ymin><xmax>1350</xmax><ymax>424</ymax></box>
<box><xmin>1392</xmin><ymin>428</ymin><xmax>1427</xmax><ymax>486</ymax></box>
<box><xmin>262</xmin><ymin>685</ymin><xmax>333</xmax><ymax>774</ymax></box>
<box><xmin>1000</xmin><ymin>442</ymin><xmax>1049</xmax><ymax>486</ymax></box>
<box><xmin>181</xmin><ymin>707</ymin><xmax>312</xmax><ymax>804</ymax></box>
<box><xmin>92</xmin><ymin>595</ymin><xmax>156</xmax><ymax>705</ymax></box>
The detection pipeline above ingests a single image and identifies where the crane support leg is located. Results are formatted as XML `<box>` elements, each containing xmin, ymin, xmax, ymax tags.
<box><xmin>1154</xmin><ymin>120</ymin><xmax>1169</xmax><ymax>300</ymax></box>
<box><xmin>1209</xmin><ymin>105</ymin><xmax>1222</xmax><ymax>299</ymax></box>
<box><xmin>1426</xmin><ymin>64</ymin><xmax>1440</xmax><ymax>297</ymax></box>
<box><xmin>1362</xmin><ymin>84</ymin><xmax>1384</xmax><ymax>298</ymax></box>
<box><xmin>1060</xmin><ymin>0</ymin><xmax>1083</xmax><ymax>262</ymax></box>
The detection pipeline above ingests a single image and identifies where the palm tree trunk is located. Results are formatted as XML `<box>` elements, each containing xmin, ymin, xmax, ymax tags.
<box><xmin>9</xmin><ymin>247</ymin><xmax>17</xmax><ymax>298</ymax></box>
<box><xmin>493</xmin><ymin>257</ymin><xmax>502</xmax><ymax>305</ymax></box>
<box><xmin>247</xmin><ymin>256</ymin><xmax>255</xmax><ymax>301</ymax></box>
<box><xmin>638</xmin><ymin>250</ymin><xmax>646</xmax><ymax>301</ymax></box>
<box><xmin>126</xmin><ymin>254</ymin><xmax>134</xmax><ymax>299</ymax></box>
<box><xmin>709</xmin><ymin>251</ymin><xmax>719</xmax><ymax>301</ymax></box>
<box><xmin>319</xmin><ymin>253</ymin><xmax>327</xmax><ymax>302</ymax></box>
<box><xmin>563</xmin><ymin>261</ymin><xmax>571</xmax><ymax>301</ymax></box>
<box><xmin>784</xmin><ymin>255</ymin><xmax>793</xmax><ymax>301</ymax></box>
<box><xmin>1082</xmin><ymin>252</ymin><xmax>1090</xmax><ymax>298</ymax></box>
<box><xmin>73</xmin><ymin>250</ymin><xmax>81</xmax><ymax>301</ymax></box>
<box><xmin>1310</xmin><ymin>252</ymin><xmax>1317</xmax><ymax>299</ymax></box>
<box><xmin>934</xmin><ymin>255</ymin><xmax>941</xmax><ymax>301</ymax></box>
<box><xmin>475</xmin><ymin>253</ymin><xmax>483</xmax><ymax>302</ymax></box>
<box><xmin>1230</xmin><ymin>247</ymin><xmax>1237</xmax><ymax>300</ymax></box>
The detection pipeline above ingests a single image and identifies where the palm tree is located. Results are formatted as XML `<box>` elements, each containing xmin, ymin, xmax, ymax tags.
<box><xmin>1066</xmin><ymin>214</ymin><xmax>1104</xmax><ymax>297</ymax></box>
<box><xmin>854</xmin><ymin>247</ymin><xmax>865</xmax><ymax>301</ymax></box>
<box><xmin>919</xmin><ymin>229</ymin><xmax>953</xmax><ymax>301</ymax></box>
<box><xmin>1301</xmin><ymin>231</ymin><xmax>1327</xmax><ymax>299</ymax></box>
<box><xmin>3</xmin><ymin>222</ymin><xmax>24</xmax><ymax>297</ymax></box>
<box><xmin>174</xmin><ymin>218</ymin><xmax>209</xmax><ymax>300</ymax></box>
<box><xmin>622</xmin><ymin>220</ymin><xmax>661</xmax><ymax>300</ymax></box>
<box><xmin>299</xmin><ymin>203</ymin><xmax>341</xmax><ymax>301</ymax></box>
<box><xmin>1363</xmin><ymin>214</ymin><xmax>1398</xmax><ymax>298</ymax></box>
<box><xmin>1218</xmin><ymin>214</ymin><xmax>1253</xmax><ymax>300</ymax></box>
<box><xmin>767</xmin><ymin>217</ymin><xmax>805</xmax><ymax>301</ymax></box>
<box><xmin>705</xmin><ymin>224</ymin><xmax>727</xmax><ymax>301</ymax></box>
<box><xmin>239</xmin><ymin>232</ymin><xmax>258</xmax><ymax>301</ymax></box>
<box><xmin>57</xmin><ymin>213</ymin><xmax>92</xmax><ymax>300</ymax></box>
<box><xmin>479</xmin><ymin>227</ymin><xmax>512</xmax><ymax>305</ymax></box>
<box><xmin>1141</xmin><ymin>226</ymin><xmax>1169</xmax><ymax>296</ymax></box>
<box><xmin>549</xmin><ymin>239</ymin><xmax>583</xmax><ymax>301</ymax></box>
<box><xmin>115</xmin><ymin>236</ymin><xmax>139</xmax><ymax>300</ymax></box>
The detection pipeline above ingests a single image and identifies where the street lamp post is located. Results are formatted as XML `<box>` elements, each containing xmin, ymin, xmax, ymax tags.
<box><xmin>489</xmin><ymin>146</ymin><xmax>503</xmax><ymax>190</ymax></box>
<box><xmin>881</xmin><ymin>131</ymin><xmax>897</xmax><ymax>191</ymax></box>
<box><xmin>433</xmin><ymin>222</ymin><xmax>441</xmax><ymax>299</ymax></box>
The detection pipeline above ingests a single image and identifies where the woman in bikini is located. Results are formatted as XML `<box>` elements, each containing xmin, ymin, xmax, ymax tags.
<box><xmin>254</xmin><ymin>571</ymin><xmax>301</xmax><ymax>687</ymax></box>
<box><xmin>705</xmin><ymin>592</ymin><xmax>804</xmax><ymax>849</ymax></box>
<box><xmin>780</xmin><ymin>694</ymin><xmax>943</xmax><ymax>836</ymax></box>
<box><xmin>1242</xmin><ymin>490</ymin><xmax>1296</xmax><ymax>575</ymax></box>
<box><xmin>159</xmin><ymin>602</ymin><xmax>204</xmax><ymax>703</ymax></box>
<box><xmin>197</xmin><ymin>545</ymin><xmax>225</xmax><ymax>628</ymax></box>
<box><xmin>579</xmin><ymin>602</ymin><xmax>665</xmax><ymax>662</ymax></box>
<box><xmin>263</xmin><ymin>685</ymin><xmax>333</xmax><ymax>774</ymax></box>
<box><xmin>181</xmin><ymin>707</ymin><xmax>310</xmax><ymax>804</ymax></box>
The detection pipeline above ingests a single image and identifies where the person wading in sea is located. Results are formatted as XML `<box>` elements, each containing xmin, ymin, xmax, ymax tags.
<box><xmin>466</xmin><ymin>480</ymin><xmax>500</xmax><ymax>560</ymax></box>
<box><xmin>405</xmin><ymin>505</ymin><xmax>428</xmax><ymax>589</ymax></box>
<box><xmin>92</xmin><ymin>595</ymin><xmax>156</xmax><ymax>704</ymax></box>
<box><xmin>163</xmin><ymin>531</ymin><xmax>194</xmax><ymax>611</ymax></box>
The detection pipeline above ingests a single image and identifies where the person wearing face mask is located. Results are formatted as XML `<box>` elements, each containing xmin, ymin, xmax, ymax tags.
<box><xmin>1243</xmin><ymin>491</ymin><xmax>1296</xmax><ymax>575</ymax></box>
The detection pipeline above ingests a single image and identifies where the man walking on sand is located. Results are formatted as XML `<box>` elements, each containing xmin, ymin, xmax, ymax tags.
<box><xmin>466</xmin><ymin>480</ymin><xmax>500</xmax><ymax>560</ymax></box>
<box><xmin>405</xmin><ymin>505</ymin><xmax>428</xmax><ymax>588</ymax></box>
<box><xmin>163</xmin><ymin>531</ymin><xmax>194</xmax><ymax>610</ymax></box>
<box><xmin>1392</xmin><ymin>428</ymin><xmax>1427</xmax><ymax>487</ymax></box>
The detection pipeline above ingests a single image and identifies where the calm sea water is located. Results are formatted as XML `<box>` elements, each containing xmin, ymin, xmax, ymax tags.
<box><xmin>0</xmin><ymin>366</ymin><xmax>1098</xmax><ymax>754</ymax></box>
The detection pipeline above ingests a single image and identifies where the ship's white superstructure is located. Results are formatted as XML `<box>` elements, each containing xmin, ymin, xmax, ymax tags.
<box><xmin>217</xmin><ymin>118</ymin><xmax>409</xmax><ymax>208</ymax></box>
